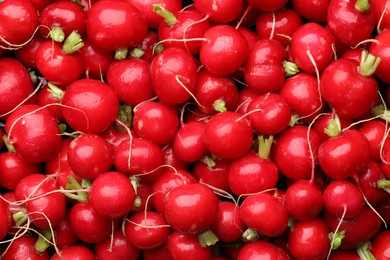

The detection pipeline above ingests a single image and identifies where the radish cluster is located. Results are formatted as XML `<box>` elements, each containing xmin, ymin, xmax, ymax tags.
<box><xmin>1</xmin><ymin>0</ymin><xmax>390</xmax><ymax>259</ymax></box>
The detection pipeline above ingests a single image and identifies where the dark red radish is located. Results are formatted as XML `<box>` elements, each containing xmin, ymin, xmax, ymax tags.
<box><xmin>15</xmin><ymin>174</ymin><xmax>66</xmax><ymax>229</ymax></box>
<box><xmin>167</xmin><ymin>231</ymin><xmax>212</xmax><ymax>260</ymax></box>
<box><xmin>291</xmin><ymin>0</ymin><xmax>329</xmax><ymax>22</ymax></box>
<box><xmin>50</xmin><ymin>245</ymin><xmax>96</xmax><ymax>260</ymax></box>
<box><xmin>35</xmin><ymin>40</ymin><xmax>84</xmax><ymax>89</ymax></box>
<box><xmin>202</xmin><ymin>111</ymin><xmax>253</xmax><ymax>160</ymax></box>
<box><xmin>327</xmin><ymin>0</ymin><xmax>375</xmax><ymax>47</ymax></box>
<box><xmin>193</xmin><ymin>0</ymin><xmax>243</xmax><ymax>23</ymax></box>
<box><xmin>143</xmin><ymin>245</ymin><xmax>173</xmax><ymax>260</ymax></box>
<box><xmin>39</xmin><ymin>1</ymin><xmax>86</xmax><ymax>41</ymax></box>
<box><xmin>106</xmin><ymin>58</ymin><xmax>154</xmax><ymax>107</ymax></box>
<box><xmin>131</xmin><ymin>180</ymin><xmax>154</xmax><ymax>213</ymax></box>
<box><xmin>370</xmin><ymin>29</ymin><xmax>390</xmax><ymax>83</ymax></box>
<box><xmin>133</xmin><ymin>101</ymin><xmax>179</xmax><ymax>146</ymax></box>
<box><xmin>318</xmin><ymin>129</ymin><xmax>371</xmax><ymax>179</ymax></box>
<box><xmin>359</xmin><ymin>120</ymin><xmax>387</xmax><ymax>162</ymax></box>
<box><xmin>237</xmin><ymin>26</ymin><xmax>260</xmax><ymax>50</ymax></box>
<box><xmin>289</xmin><ymin>22</ymin><xmax>335</xmax><ymax>73</ymax></box>
<box><xmin>210</xmin><ymin>201</ymin><xmax>246</xmax><ymax>243</ymax></box>
<box><xmin>284</xmin><ymin>179</ymin><xmax>323</xmax><ymax>221</ymax></box>
<box><xmin>2</xmin><ymin>235</ymin><xmax>49</xmax><ymax>260</ymax></box>
<box><xmin>272</xmin><ymin>125</ymin><xmax>322</xmax><ymax>180</ymax></box>
<box><xmin>329</xmin><ymin>250</ymin><xmax>360</xmax><ymax>260</ymax></box>
<box><xmin>244</xmin><ymin>38</ymin><xmax>287</xmax><ymax>65</ymax></box>
<box><xmin>0</xmin><ymin>58</ymin><xmax>37</xmax><ymax>120</ymax></box>
<box><xmin>240</xmin><ymin>192</ymin><xmax>289</xmax><ymax>238</ymax></box>
<box><xmin>86</xmin><ymin>0</ymin><xmax>147</xmax><ymax>58</ymax></box>
<box><xmin>14</xmin><ymin>35</ymin><xmax>45</xmax><ymax>69</ymax></box>
<box><xmin>193</xmin><ymin>70</ymin><xmax>239</xmax><ymax>115</ymax></box>
<box><xmin>235</xmin><ymin>86</ymin><xmax>258</xmax><ymax>115</ymax></box>
<box><xmin>124</xmin><ymin>211</ymin><xmax>170</xmax><ymax>249</ymax></box>
<box><xmin>139</xmin><ymin>29</ymin><xmax>160</xmax><ymax>63</ymax></box>
<box><xmin>0</xmin><ymin>197</ymin><xmax>10</xmax><ymax>240</ymax></box>
<box><xmin>151</xmin><ymin>168</ymin><xmax>197</xmax><ymax>214</ymax></box>
<box><xmin>200</xmin><ymin>25</ymin><xmax>248</xmax><ymax>76</ymax></box>
<box><xmin>247</xmin><ymin>0</ymin><xmax>287</xmax><ymax>12</ymax></box>
<box><xmin>312</xmin><ymin>113</ymin><xmax>354</xmax><ymax>140</ymax></box>
<box><xmin>53</xmin><ymin>211</ymin><xmax>79</xmax><ymax>249</ymax></box>
<box><xmin>237</xmin><ymin>240</ymin><xmax>289</xmax><ymax>260</ymax></box>
<box><xmin>371</xmin><ymin>230</ymin><xmax>390</xmax><ymax>260</ymax></box>
<box><xmin>255</xmin><ymin>9</ymin><xmax>302</xmax><ymax>47</ymax></box>
<box><xmin>288</xmin><ymin>218</ymin><xmax>331</xmax><ymax>260</ymax></box>
<box><xmin>61</xmin><ymin>78</ymin><xmax>119</xmax><ymax>134</ymax></box>
<box><xmin>155</xmin><ymin>6</ymin><xmax>210</xmax><ymax>55</ymax></box>
<box><xmin>37</xmin><ymin>84</ymin><xmax>64</xmax><ymax>122</ymax></box>
<box><xmin>372</xmin><ymin>0</ymin><xmax>390</xmax><ymax>31</ymax></box>
<box><xmin>162</xmin><ymin>143</ymin><xmax>189</xmax><ymax>171</ymax></box>
<box><xmin>164</xmin><ymin>183</ymin><xmax>219</xmax><ymax>236</ymax></box>
<box><xmin>69</xmin><ymin>201</ymin><xmax>112</xmax><ymax>244</ymax></box>
<box><xmin>113</xmin><ymin>137</ymin><xmax>164</xmax><ymax>182</ymax></box>
<box><xmin>67</xmin><ymin>133</ymin><xmax>113</xmax><ymax>180</ymax></box>
<box><xmin>101</xmin><ymin>124</ymin><xmax>135</xmax><ymax>153</ymax></box>
<box><xmin>320</xmin><ymin>51</ymin><xmax>380</xmax><ymax>119</ymax></box>
<box><xmin>5</xmin><ymin>104</ymin><xmax>61</xmax><ymax>164</ymax></box>
<box><xmin>193</xmin><ymin>157</ymin><xmax>231</xmax><ymax>192</ymax></box>
<box><xmin>95</xmin><ymin>228</ymin><xmax>141</xmax><ymax>260</ymax></box>
<box><xmin>30</xmin><ymin>0</ymin><xmax>55</xmax><ymax>12</ymax></box>
<box><xmin>279</xmin><ymin>73</ymin><xmax>323</xmax><ymax>123</ymax></box>
<box><xmin>0</xmin><ymin>0</ymin><xmax>39</xmax><ymax>48</ymax></box>
<box><xmin>150</xmin><ymin>47</ymin><xmax>198</xmax><ymax>105</ymax></box>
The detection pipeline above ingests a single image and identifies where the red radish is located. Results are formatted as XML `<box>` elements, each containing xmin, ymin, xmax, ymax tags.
<box><xmin>113</xmin><ymin>137</ymin><xmax>164</xmax><ymax>182</ymax></box>
<box><xmin>133</xmin><ymin>101</ymin><xmax>179</xmax><ymax>146</ymax></box>
<box><xmin>320</xmin><ymin>51</ymin><xmax>380</xmax><ymax>119</ymax></box>
<box><xmin>139</xmin><ymin>29</ymin><xmax>160</xmax><ymax>63</ymax></box>
<box><xmin>39</xmin><ymin>1</ymin><xmax>86</xmax><ymax>41</ymax></box>
<box><xmin>279</xmin><ymin>73</ymin><xmax>323</xmax><ymax>123</ymax></box>
<box><xmin>53</xmin><ymin>211</ymin><xmax>79</xmax><ymax>249</ymax></box>
<box><xmin>131</xmin><ymin>180</ymin><xmax>154</xmax><ymax>213</ymax></box>
<box><xmin>236</xmin><ymin>86</ymin><xmax>258</xmax><ymax>115</ymax></box>
<box><xmin>37</xmin><ymin>84</ymin><xmax>64</xmax><ymax>122</ymax></box>
<box><xmin>240</xmin><ymin>192</ymin><xmax>289</xmax><ymax>238</ymax></box>
<box><xmin>229</xmin><ymin>136</ymin><xmax>278</xmax><ymax>196</ymax></box>
<box><xmin>30</xmin><ymin>0</ymin><xmax>54</xmax><ymax>12</ymax></box>
<box><xmin>167</xmin><ymin>231</ymin><xmax>212</xmax><ymax>260</ymax></box>
<box><xmin>50</xmin><ymin>245</ymin><xmax>96</xmax><ymax>260</ymax></box>
<box><xmin>67</xmin><ymin>133</ymin><xmax>113</xmax><ymax>180</ymax></box>
<box><xmin>371</xmin><ymin>230</ymin><xmax>390</xmax><ymax>260</ymax></box>
<box><xmin>246</xmin><ymin>93</ymin><xmax>291</xmax><ymax>135</ymax></box>
<box><xmin>255</xmin><ymin>9</ymin><xmax>302</xmax><ymax>47</ymax></box>
<box><xmin>289</xmin><ymin>22</ymin><xmax>335</xmax><ymax>73</ymax></box>
<box><xmin>372</xmin><ymin>0</ymin><xmax>390</xmax><ymax>31</ymax></box>
<box><xmin>210</xmin><ymin>201</ymin><xmax>246</xmax><ymax>243</ymax></box>
<box><xmin>272</xmin><ymin>125</ymin><xmax>322</xmax><ymax>180</ymax></box>
<box><xmin>327</xmin><ymin>0</ymin><xmax>375</xmax><ymax>47</ymax></box>
<box><xmin>124</xmin><ymin>211</ymin><xmax>170</xmax><ymax>249</ymax></box>
<box><xmin>86</xmin><ymin>0</ymin><xmax>147</xmax><ymax>58</ymax></box>
<box><xmin>291</xmin><ymin>0</ymin><xmax>329</xmax><ymax>22</ymax></box>
<box><xmin>151</xmin><ymin>168</ymin><xmax>196</xmax><ymax>214</ymax></box>
<box><xmin>15</xmin><ymin>174</ymin><xmax>66</xmax><ymax>229</ymax></box>
<box><xmin>237</xmin><ymin>26</ymin><xmax>260</xmax><ymax>50</ymax></box>
<box><xmin>193</xmin><ymin>0</ymin><xmax>243</xmax><ymax>23</ymax></box>
<box><xmin>329</xmin><ymin>250</ymin><xmax>360</xmax><ymax>260</ymax></box>
<box><xmin>155</xmin><ymin>5</ymin><xmax>210</xmax><ymax>55</ymax></box>
<box><xmin>245</xmin><ymin>37</ymin><xmax>287</xmax><ymax>65</ymax></box>
<box><xmin>61</xmin><ymin>78</ymin><xmax>119</xmax><ymax>134</ymax></box>
<box><xmin>89</xmin><ymin>171</ymin><xmax>136</xmax><ymax>218</ymax></box>
<box><xmin>370</xmin><ymin>29</ymin><xmax>390</xmax><ymax>83</ymax></box>
<box><xmin>0</xmin><ymin>0</ymin><xmax>39</xmax><ymax>48</ymax></box>
<box><xmin>101</xmin><ymin>124</ymin><xmax>135</xmax><ymax>153</ymax></box>
<box><xmin>95</xmin><ymin>228</ymin><xmax>140</xmax><ymax>260</ymax></box>
<box><xmin>150</xmin><ymin>47</ymin><xmax>198</xmax><ymax>105</ymax></box>
<box><xmin>288</xmin><ymin>218</ymin><xmax>330</xmax><ymax>260</ymax></box>
<box><xmin>0</xmin><ymin>197</ymin><xmax>10</xmax><ymax>240</ymax></box>
<box><xmin>193</xmin><ymin>70</ymin><xmax>239</xmax><ymax>115</ymax></box>
<box><xmin>2</xmin><ymin>235</ymin><xmax>49</xmax><ymax>260</ymax></box>
<box><xmin>173</xmin><ymin>121</ymin><xmax>208</xmax><ymax>163</ymax></box>
<box><xmin>200</xmin><ymin>25</ymin><xmax>248</xmax><ymax>76</ymax></box>
<box><xmin>318</xmin><ymin>129</ymin><xmax>371</xmax><ymax>179</ymax></box>
<box><xmin>14</xmin><ymin>35</ymin><xmax>45</xmax><ymax>69</ymax></box>
<box><xmin>69</xmin><ymin>201</ymin><xmax>112</xmax><ymax>244</ymax></box>
<box><xmin>5</xmin><ymin>104</ymin><xmax>61</xmax><ymax>164</ymax></box>
<box><xmin>323</xmin><ymin>179</ymin><xmax>365</xmax><ymax>219</ymax></box>
<box><xmin>78</xmin><ymin>39</ymin><xmax>114</xmax><ymax>80</ymax></box>
<box><xmin>247</xmin><ymin>0</ymin><xmax>287</xmax><ymax>12</ymax></box>
<box><xmin>143</xmin><ymin>245</ymin><xmax>173</xmax><ymax>260</ymax></box>
<box><xmin>106</xmin><ymin>58</ymin><xmax>154</xmax><ymax>107</ymax></box>
<box><xmin>164</xmin><ymin>183</ymin><xmax>219</xmax><ymax>236</ymax></box>
<box><xmin>193</xmin><ymin>158</ymin><xmax>231</xmax><ymax>192</ymax></box>
<box><xmin>284</xmin><ymin>179</ymin><xmax>323</xmax><ymax>221</ymax></box>
<box><xmin>359</xmin><ymin>120</ymin><xmax>387</xmax><ymax>162</ymax></box>
<box><xmin>162</xmin><ymin>143</ymin><xmax>189</xmax><ymax>171</ymax></box>
<box><xmin>203</xmin><ymin>111</ymin><xmax>253</xmax><ymax>160</ymax></box>
<box><xmin>237</xmin><ymin>240</ymin><xmax>289</xmax><ymax>260</ymax></box>
<box><xmin>0</xmin><ymin>58</ymin><xmax>37</xmax><ymax>120</ymax></box>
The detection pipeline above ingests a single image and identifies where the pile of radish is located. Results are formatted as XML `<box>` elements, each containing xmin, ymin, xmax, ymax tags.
<box><xmin>1</xmin><ymin>0</ymin><xmax>390</xmax><ymax>259</ymax></box>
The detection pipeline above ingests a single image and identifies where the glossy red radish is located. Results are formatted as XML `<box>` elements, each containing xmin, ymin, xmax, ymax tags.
<box><xmin>372</xmin><ymin>0</ymin><xmax>390</xmax><ymax>31</ymax></box>
<box><xmin>37</xmin><ymin>84</ymin><xmax>64</xmax><ymax>122</ymax></box>
<box><xmin>61</xmin><ymin>78</ymin><xmax>119</xmax><ymax>134</ymax></box>
<box><xmin>143</xmin><ymin>245</ymin><xmax>173</xmax><ymax>260</ymax></box>
<box><xmin>0</xmin><ymin>197</ymin><xmax>10</xmax><ymax>240</ymax></box>
<box><xmin>370</xmin><ymin>29</ymin><xmax>390</xmax><ymax>83</ymax></box>
<box><xmin>291</xmin><ymin>0</ymin><xmax>330</xmax><ymax>22</ymax></box>
<box><xmin>14</xmin><ymin>35</ymin><xmax>45</xmax><ymax>69</ymax></box>
<box><xmin>193</xmin><ymin>158</ymin><xmax>232</xmax><ymax>192</ymax></box>
<box><xmin>1</xmin><ymin>235</ymin><xmax>49</xmax><ymax>260</ymax></box>
<box><xmin>359</xmin><ymin>120</ymin><xmax>387</xmax><ymax>162</ymax></box>
<box><xmin>53</xmin><ymin>211</ymin><xmax>79</xmax><ymax>249</ymax></box>
<box><xmin>50</xmin><ymin>245</ymin><xmax>96</xmax><ymax>260</ymax></box>
<box><xmin>167</xmin><ymin>231</ymin><xmax>212</xmax><ymax>260</ymax></box>
<box><xmin>371</xmin><ymin>230</ymin><xmax>390</xmax><ymax>260</ymax></box>
<box><xmin>5</xmin><ymin>104</ymin><xmax>61</xmax><ymax>164</ymax></box>
<box><xmin>247</xmin><ymin>0</ymin><xmax>287</xmax><ymax>12</ymax></box>
<box><xmin>193</xmin><ymin>0</ymin><xmax>244</xmax><ymax>23</ymax></box>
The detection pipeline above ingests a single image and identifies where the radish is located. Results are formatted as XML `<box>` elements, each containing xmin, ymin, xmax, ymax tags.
<box><xmin>193</xmin><ymin>158</ymin><xmax>231</xmax><ymax>192</ymax></box>
<box><xmin>370</xmin><ymin>29</ymin><xmax>390</xmax><ymax>83</ymax></box>
<box><xmin>37</xmin><ymin>85</ymin><xmax>64</xmax><ymax>122</ymax></box>
<box><xmin>1</xmin><ymin>235</ymin><xmax>49</xmax><ymax>260</ymax></box>
<box><xmin>291</xmin><ymin>0</ymin><xmax>330</xmax><ymax>22</ymax></box>
<box><xmin>167</xmin><ymin>231</ymin><xmax>212</xmax><ymax>260</ymax></box>
<box><xmin>372</xmin><ymin>0</ymin><xmax>390</xmax><ymax>31</ymax></box>
<box><xmin>143</xmin><ymin>245</ymin><xmax>173</xmax><ymax>260</ymax></box>
<box><xmin>359</xmin><ymin>120</ymin><xmax>387</xmax><ymax>162</ymax></box>
<box><xmin>0</xmin><ymin>197</ymin><xmax>10</xmax><ymax>241</ymax></box>
<box><xmin>237</xmin><ymin>240</ymin><xmax>289</xmax><ymax>260</ymax></box>
<box><xmin>247</xmin><ymin>0</ymin><xmax>287</xmax><ymax>12</ymax></box>
<box><xmin>162</xmin><ymin>143</ymin><xmax>189</xmax><ymax>171</ymax></box>
<box><xmin>371</xmin><ymin>230</ymin><xmax>390</xmax><ymax>259</ymax></box>
<box><xmin>50</xmin><ymin>245</ymin><xmax>96</xmax><ymax>260</ymax></box>
<box><xmin>14</xmin><ymin>35</ymin><xmax>45</xmax><ymax>69</ymax></box>
<box><xmin>53</xmin><ymin>212</ymin><xmax>79</xmax><ymax>249</ymax></box>
<box><xmin>193</xmin><ymin>0</ymin><xmax>244</xmax><ymax>24</ymax></box>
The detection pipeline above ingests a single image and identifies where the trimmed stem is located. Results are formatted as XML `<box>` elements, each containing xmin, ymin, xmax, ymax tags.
<box><xmin>212</xmin><ymin>99</ymin><xmax>227</xmax><ymax>113</ymax></box>
<box><xmin>130</xmin><ymin>47</ymin><xmax>145</xmax><ymax>59</ymax></box>
<box><xmin>13</xmin><ymin>211</ymin><xmax>28</xmax><ymax>227</ymax></box>
<box><xmin>324</xmin><ymin>114</ymin><xmax>342</xmax><ymax>137</ymax></box>
<box><xmin>355</xmin><ymin>0</ymin><xmax>370</xmax><ymax>13</ymax></box>
<box><xmin>329</xmin><ymin>230</ymin><xmax>346</xmax><ymax>250</ymax></box>
<box><xmin>198</xmin><ymin>229</ymin><xmax>219</xmax><ymax>247</ymax></box>
<box><xmin>2</xmin><ymin>134</ymin><xmax>15</xmax><ymax>153</ymax></box>
<box><xmin>357</xmin><ymin>242</ymin><xmax>376</xmax><ymax>260</ymax></box>
<box><xmin>359</xmin><ymin>50</ymin><xmax>381</xmax><ymax>77</ymax></box>
<box><xmin>201</xmin><ymin>155</ymin><xmax>216</xmax><ymax>168</ymax></box>
<box><xmin>115</xmin><ymin>47</ymin><xmax>128</xmax><ymax>60</ymax></box>
<box><xmin>49</xmin><ymin>27</ymin><xmax>65</xmax><ymax>43</ymax></box>
<box><xmin>63</xmin><ymin>31</ymin><xmax>84</xmax><ymax>54</ymax></box>
<box><xmin>378</xmin><ymin>179</ymin><xmax>390</xmax><ymax>193</ymax></box>
<box><xmin>242</xmin><ymin>227</ymin><xmax>259</xmax><ymax>242</ymax></box>
<box><xmin>283</xmin><ymin>60</ymin><xmax>299</xmax><ymax>77</ymax></box>
<box><xmin>153</xmin><ymin>4</ymin><xmax>178</xmax><ymax>26</ymax></box>
<box><xmin>70</xmin><ymin>0</ymin><xmax>85</xmax><ymax>8</ymax></box>
<box><xmin>47</xmin><ymin>82</ymin><xmax>64</xmax><ymax>100</ymax></box>
<box><xmin>289</xmin><ymin>113</ymin><xmax>300</xmax><ymax>127</ymax></box>
<box><xmin>257</xmin><ymin>135</ymin><xmax>273</xmax><ymax>160</ymax></box>
<box><xmin>153</xmin><ymin>43</ymin><xmax>164</xmax><ymax>54</ymax></box>
<box><xmin>130</xmin><ymin>176</ymin><xmax>140</xmax><ymax>195</ymax></box>
<box><xmin>116</xmin><ymin>105</ymin><xmax>133</xmax><ymax>132</ymax></box>
<box><xmin>65</xmin><ymin>176</ymin><xmax>89</xmax><ymax>202</ymax></box>
<box><xmin>35</xmin><ymin>229</ymin><xmax>52</xmax><ymax>253</ymax></box>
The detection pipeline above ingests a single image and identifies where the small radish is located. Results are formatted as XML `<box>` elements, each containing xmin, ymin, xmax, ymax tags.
<box><xmin>1</xmin><ymin>235</ymin><xmax>49</xmax><ymax>260</ymax></box>
<box><xmin>371</xmin><ymin>230</ymin><xmax>390</xmax><ymax>260</ymax></box>
<box><xmin>5</xmin><ymin>104</ymin><xmax>62</xmax><ymax>164</ymax></box>
<box><xmin>37</xmin><ymin>84</ymin><xmax>64</xmax><ymax>122</ymax></box>
<box><xmin>193</xmin><ymin>0</ymin><xmax>244</xmax><ymax>24</ymax></box>
<box><xmin>167</xmin><ymin>231</ymin><xmax>212</xmax><ymax>260</ymax></box>
<box><xmin>53</xmin><ymin>212</ymin><xmax>79</xmax><ymax>249</ymax></box>
<box><xmin>50</xmin><ymin>245</ymin><xmax>96</xmax><ymax>260</ymax></box>
<box><xmin>162</xmin><ymin>143</ymin><xmax>189</xmax><ymax>171</ymax></box>
<box><xmin>0</xmin><ymin>197</ymin><xmax>10</xmax><ymax>240</ymax></box>
<box><xmin>202</xmin><ymin>111</ymin><xmax>253</xmax><ymax>160</ymax></box>
<box><xmin>143</xmin><ymin>245</ymin><xmax>173</xmax><ymax>260</ymax></box>
<box><xmin>14</xmin><ymin>35</ymin><xmax>45</xmax><ymax>69</ymax></box>
<box><xmin>61</xmin><ymin>78</ymin><xmax>119</xmax><ymax>134</ymax></box>
<box><xmin>370</xmin><ymin>29</ymin><xmax>390</xmax><ymax>83</ymax></box>
<box><xmin>237</xmin><ymin>240</ymin><xmax>289</xmax><ymax>260</ymax></box>
<box><xmin>95</xmin><ymin>228</ymin><xmax>140</xmax><ymax>260</ymax></box>
<box><xmin>312</xmin><ymin>113</ymin><xmax>354</xmax><ymax>140</ymax></box>
<box><xmin>291</xmin><ymin>0</ymin><xmax>330</xmax><ymax>22</ymax></box>
<box><xmin>193</xmin><ymin>157</ymin><xmax>231</xmax><ymax>192</ymax></box>
<box><xmin>200</xmin><ymin>25</ymin><xmax>248</xmax><ymax>76</ymax></box>
<box><xmin>372</xmin><ymin>0</ymin><xmax>390</xmax><ymax>31</ymax></box>
<box><xmin>89</xmin><ymin>171</ymin><xmax>136</xmax><ymax>218</ymax></box>
<box><xmin>359</xmin><ymin>120</ymin><xmax>387</xmax><ymax>162</ymax></box>
<box><xmin>124</xmin><ymin>211</ymin><xmax>170</xmax><ymax>249</ymax></box>
<box><xmin>247</xmin><ymin>0</ymin><xmax>287</xmax><ymax>12</ymax></box>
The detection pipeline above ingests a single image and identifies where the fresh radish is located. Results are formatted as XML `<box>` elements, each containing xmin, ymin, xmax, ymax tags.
<box><xmin>370</xmin><ymin>29</ymin><xmax>390</xmax><ymax>83</ymax></box>
<box><xmin>312</xmin><ymin>113</ymin><xmax>354</xmax><ymax>140</ymax></box>
<box><xmin>193</xmin><ymin>0</ymin><xmax>244</xmax><ymax>23</ymax></box>
<box><xmin>359</xmin><ymin>119</ymin><xmax>387</xmax><ymax>162</ymax></box>
<box><xmin>162</xmin><ymin>143</ymin><xmax>189</xmax><ymax>171</ymax></box>
<box><xmin>53</xmin><ymin>211</ymin><xmax>79</xmax><ymax>249</ymax></box>
<box><xmin>0</xmin><ymin>197</ymin><xmax>10</xmax><ymax>240</ymax></box>
<box><xmin>372</xmin><ymin>0</ymin><xmax>390</xmax><ymax>31</ymax></box>
<box><xmin>247</xmin><ymin>0</ymin><xmax>287</xmax><ymax>12</ymax></box>
<box><xmin>167</xmin><ymin>231</ymin><xmax>212</xmax><ymax>260</ymax></box>
<box><xmin>1</xmin><ymin>235</ymin><xmax>49</xmax><ymax>260</ymax></box>
<box><xmin>193</xmin><ymin>158</ymin><xmax>231</xmax><ymax>192</ymax></box>
<box><xmin>371</xmin><ymin>230</ymin><xmax>390</xmax><ymax>260</ymax></box>
<box><xmin>37</xmin><ymin>84</ymin><xmax>64</xmax><ymax>122</ymax></box>
<box><xmin>291</xmin><ymin>0</ymin><xmax>330</xmax><ymax>22</ymax></box>
<box><xmin>14</xmin><ymin>35</ymin><xmax>45</xmax><ymax>69</ymax></box>
<box><xmin>142</xmin><ymin>245</ymin><xmax>173</xmax><ymax>260</ymax></box>
<box><xmin>237</xmin><ymin>240</ymin><xmax>289</xmax><ymax>260</ymax></box>
<box><xmin>50</xmin><ymin>245</ymin><xmax>96</xmax><ymax>260</ymax></box>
